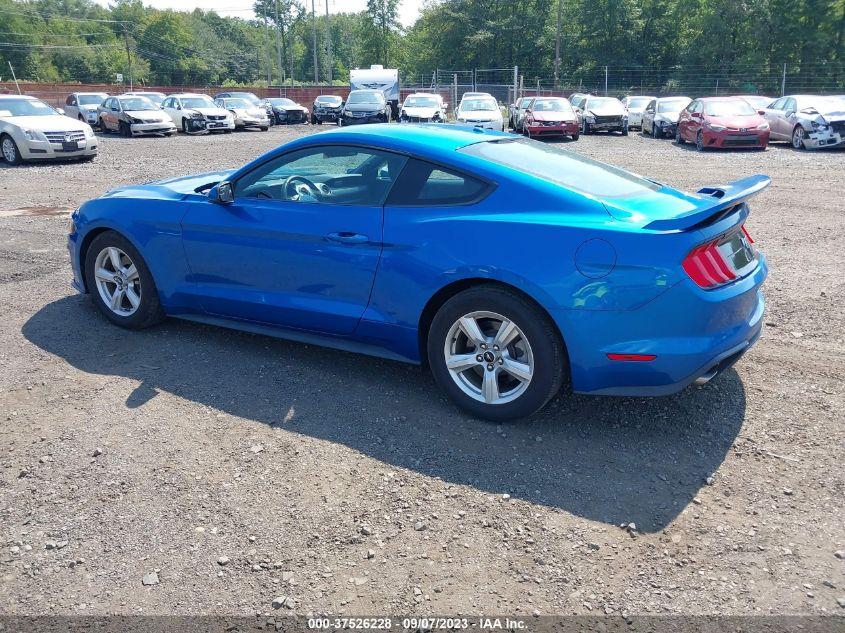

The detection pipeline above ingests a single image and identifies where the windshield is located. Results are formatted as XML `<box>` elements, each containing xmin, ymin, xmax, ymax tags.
<box><xmin>229</xmin><ymin>93</ymin><xmax>259</xmax><ymax>104</ymax></box>
<box><xmin>404</xmin><ymin>96</ymin><xmax>439</xmax><ymax>107</ymax></box>
<box><xmin>658</xmin><ymin>98</ymin><xmax>690</xmax><ymax>113</ymax></box>
<box><xmin>531</xmin><ymin>98</ymin><xmax>572</xmax><ymax>113</ymax></box>
<box><xmin>459</xmin><ymin>138</ymin><xmax>659</xmax><ymax>199</ymax></box>
<box><xmin>119</xmin><ymin>97</ymin><xmax>157</xmax><ymax>111</ymax></box>
<box><xmin>347</xmin><ymin>91</ymin><xmax>384</xmax><ymax>104</ymax></box>
<box><xmin>181</xmin><ymin>97</ymin><xmax>216</xmax><ymax>109</ymax></box>
<box><xmin>221</xmin><ymin>98</ymin><xmax>250</xmax><ymax>109</ymax></box>
<box><xmin>135</xmin><ymin>93</ymin><xmax>164</xmax><ymax>104</ymax></box>
<box><xmin>268</xmin><ymin>98</ymin><xmax>295</xmax><ymax>106</ymax></box>
<box><xmin>704</xmin><ymin>100</ymin><xmax>756</xmax><ymax>116</ymax></box>
<box><xmin>461</xmin><ymin>98</ymin><xmax>497</xmax><ymax>111</ymax></box>
<box><xmin>0</xmin><ymin>98</ymin><xmax>57</xmax><ymax>117</ymax></box>
<box><xmin>78</xmin><ymin>94</ymin><xmax>107</xmax><ymax>105</ymax></box>
<box><xmin>627</xmin><ymin>97</ymin><xmax>651</xmax><ymax>109</ymax></box>
<box><xmin>316</xmin><ymin>96</ymin><xmax>342</xmax><ymax>105</ymax></box>
<box><xmin>586</xmin><ymin>97</ymin><xmax>622</xmax><ymax>109</ymax></box>
<box><xmin>741</xmin><ymin>96</ymin><xmax>772</xmax><ymax>109</ymax></box>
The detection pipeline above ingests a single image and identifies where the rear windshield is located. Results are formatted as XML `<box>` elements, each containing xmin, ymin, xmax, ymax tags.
<box><xmin>461</xmin><ymin>98</ymin><xmax>497</xmax><ymax>111</ymax></box>
<box><xmin>458</xmin><ymin>138</ymin><xmax>659</xmax><ymax>198</ymax></box>
<box><xmin>348</xmin><ymin>91</ymin><xmax>384</xmax><ymax>104</ymax></box>
<box><xmin>627</xmin><ymin>97</ymin><xmax>651</xmax><ymax>108</ymax></box>
<box><xmin>658</xmin><ymin>98</ymin><xmax>690</xmax><ymax>113</ymax></box>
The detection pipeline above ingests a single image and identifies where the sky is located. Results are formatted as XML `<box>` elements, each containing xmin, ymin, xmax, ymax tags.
<box><xmin>94</xmin><ymin>0</ymin><xmax>424</xmax><ymax>27</ymax></box>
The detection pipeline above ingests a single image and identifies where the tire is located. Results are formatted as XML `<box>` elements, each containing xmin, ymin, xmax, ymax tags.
<box><xmin>792</xmin><ymin>125</ymin><xmax>806</xmax><ymax>150</ymax></box>
<box><xmin>181</xmin><ymin>118</ymin><xmax>188</xmax><ymax>134</ymax></box>
<box><xmin>427</xmin><ymin>285</ymin><xmax>567</xmax><ymax>422</ymax></box>
<box><xmin>571</xmin><ymin>132</ymin><xmax>579</xmax><ymax>141</ymax></box>
<box><xmin>581</xmin><ymin>119</ymin><xmax>591</xmax><ymax>135</ymax></box>
<box><xmin>696</xmin><ymin>130</ymin><xmax>705</xmax><ymax>151</ymax></box>
<box><xmin>1</xmin><ymin>134</ymin><xmax>23</xmax><ymax>165</ymax></box>
<box><xmin>675</xmin><ymin>126</ymin><xmax>685</xmax><ymax>145</ymax></box>
<box><xmin>260</xmin><ymin>126</ymin><xmax>269</xmax><ymax>132</ymax></box>
<box><xmin>621</xmin><ymin>121</ymin><xmax>629</xmax><ymax>136</ymax></box>
<box><xmin>119</xmin><ymin>121</ymin><xmax>131</xmax><ymax>138</ymax></box>
<box><xmin>310</xmin><ymin>115</ymin><xmax>317</xmax><ymax>124</ymax></box>
<box><xmin>98</xmin><ymin>116</ymin><xmax>108</xmax><ymax>133</ymax></box>
<box><xmin>83</xmin><ymin>231</ymin><xmax>165</xmax><ymax>330</ymax></box>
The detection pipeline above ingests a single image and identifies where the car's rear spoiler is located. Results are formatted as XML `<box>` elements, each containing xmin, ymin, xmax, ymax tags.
<box><xmin>644</xmin><ymin>174</ymin><xmax>771</xmax><ymax>232</ymax></box>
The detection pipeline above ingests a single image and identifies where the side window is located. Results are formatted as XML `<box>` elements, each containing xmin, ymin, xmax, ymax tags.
<box><xmin>646</xmin><ymin>100</ymin><xmax>656</xmax><ymax>112</ymax></box>
<box><xmin>769</xmin><ymin>97</ymin><xmax>784</xmax><ymax>110</ymax></box>
<box><xmin>386</xmin><ymin>159</ymin><xmax>490</xmax><ymax>206</ymax></box>
<box><xmin>785</xmin><ymin>98</ymin><xmax>796</xmax><ymax>112</ymax></box>
<box><xmin>234</xmin><ymin>145</ymin><xmax>407</xmax><ymax>206</ymax></box>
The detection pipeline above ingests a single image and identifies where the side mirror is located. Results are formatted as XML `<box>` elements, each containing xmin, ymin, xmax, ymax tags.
<box><xmin>211</xmin><ymin>181</ymin><xmax>234</xmax><ymax>205</ymax></box>
<box><xmin>757</xmin><ymin>109</ymin><xmax>765</xmax><ymax>116</ymax></box>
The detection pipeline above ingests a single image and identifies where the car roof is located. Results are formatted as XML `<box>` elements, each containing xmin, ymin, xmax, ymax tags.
<box><xmin>0</xmin><ymin>94</ymin><xmax>37</xmax><ymax>100</ymax></box>
<box><xmin>405</xmin><ymin>92</ymin><xmax>440</xmax><ymax>98</ymax></box>
<box><xmin>697</xmin><ymin>96</ymin><xmax>746</xmax><ymax>102</ymax></box>
<box><xmin>301</xmin><ymin>123</ymin><xmax>504</xmax><ymax>155</ymax></box>
<box><xmin>170</xmin><ymin>93</ymin><xmax>210</xmax><ymax>98</ymax></box>
<box><xmin>656</xmin><ymin>96</ymin><xmax>691</xmax><ymax>101</ymax></box>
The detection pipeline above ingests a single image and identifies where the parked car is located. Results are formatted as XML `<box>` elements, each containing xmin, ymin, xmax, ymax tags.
<box><xmin>214</xmin><ymin>97</ymin><xmax>269</xmax><ymax>131</ymax></box>
<box><xmin>123</xmin><ymin>91</ymin><xmax>166</xmax><ymax>106</ymax></box>
<box><xmin>763</xmin><ymin>95</ymin><xmax>845</xmax><ymax>149</ymax></box>
<box><xmin>398</xmin><ymin>93</ymin><xmax>446</xmax><ymax>123</ymax></box>
<box><xmin>568</xmin><ymin>93</ymin><xmax>590</xmax><ymax>111</ymax></box>
<box><xmin>67</xmin><ymin>124</ymin><xmax>769</xmax><ymax>421</ymax></box>
<box><xmin>214</xmin><ymin>91</ymin><xmax>274</xmax><ymax>125</ymax></box>
<box><xmin>521</xmin><ymin>97</ymin><xmax>579</xmax><ymax>140</ymax></box>
<box><xmin>97</xmin><ymin>95</ymin><xmax>176</xmax><ymax>137</ymax></box>
<box><xmin>509</xmin><ymin>96</ymin><xmax>534</xmax><ymax>132</ymax></box>
<box><xmin>676</xmin><ymin>97</ymin><xmax>770</xmax><ymax>151</ymax></box>
<box><xmin>311</xmin><ymin>95</ymin><xmax>344</xmax><ymax>124</ymax></box>
<box><xmin>621</xmin><ymin>95</ymin><xmax>655</xmax><ymax>129</ymax></box>
<box><xmin>161</xmin><ymin>93</ymin><xmax>234</xmax><ymax>134</ymax></box>
<box><xmin>338</xmin><ymin>90</ymin><xmax>391</xmax><ymax>126</ymax></box>
<box><xmin>64</xmin><ymin>92</ymin><xmax>108</xmax><ymax>126</ymax></box>
<box><xmin>577</xmin><ymin>96</ymin><xmax>628</xmax><ymax>135</ymax></box>
<box><xmin>737</xmin><ymin>95</ymin><xmax>775</xmax><ymax>110</ymax></box>
<box><xmin>455</xmin><ymin>95</ymin><xmax>504</xmax><ymax>131</ymax></box>
<box><xmin>266</xmin><ymin>98</ymin><xmax>309</xmax><ymax>124</ymax></box>
<box><xmin>0</xmin><ymin>95</ymin><xmax>97</xmax><ymax>165</ymax></box>
<box><xmin>641</xmin><ymin>96</ymin><xmax>692</xmax><ymax>138</ymax></box>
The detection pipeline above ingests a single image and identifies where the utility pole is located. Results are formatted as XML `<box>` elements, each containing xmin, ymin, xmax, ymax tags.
<box><xmin>8</xmin><ymin>61</ymin><xmax>20</xmax><ymax>94</ymax></box>
<box><xmin>275</xmin><ymin>0</ymin><xmax>284</xmax><ymax>90</ymax></box>
<box><xmin>781</xmin><ymin>63</ymin><xmax>787</xmax><ymax>96</ymax></box>
<box><xmin>554</xmin><ymin>0</ymin><xmax>561</xmax><ymax>89</ymax></box>
<box><xmin>325</xmin><ymin>0</ymin><xmax>332</xmax><ymax>85</ymax></box>
<box><xmin>311</xmin><ymin>0</ymin><xmax>318</xmax><ymax>83</ymax></box>
<box><xmin>604</xmin><ymin>66</ymin><xmax>608</xmax><ymax>96</ymax></box>
<box><xmin>263</xmin><ymin>11</ymin><xmax>272</xmax><ymax>85</ymax></box>
<box><xmin>512</xmin><ymin>66</ymin><xmax>518</xmax><ymax>104</ymax></box>
<box><xmin>122</xmin><ymin>28</ymin><xmax>133</xmax><ymax>91</ymax></box>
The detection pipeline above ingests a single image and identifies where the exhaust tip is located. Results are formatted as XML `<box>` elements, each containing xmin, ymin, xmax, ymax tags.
<box><xmin>693</xmin><ymin>368</ymin><xmax>719</xmax><ymax>386</ymax></box>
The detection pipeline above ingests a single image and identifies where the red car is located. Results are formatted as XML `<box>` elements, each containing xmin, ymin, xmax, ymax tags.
<box><xmin>522</xmin><ymin>97</ymin><xmax>580</xmax><ymax>140</ymax></box>
<box><xmin>676</xmin><ymin>97</ymin><xmax>770</xmax><ymax>151</ymax></box>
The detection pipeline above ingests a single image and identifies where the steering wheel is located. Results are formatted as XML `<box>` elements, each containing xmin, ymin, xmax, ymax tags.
<box><xmin>283</xmin><ymin>175</ymin><xmax>330</xmax><ymax>201</ymax></box>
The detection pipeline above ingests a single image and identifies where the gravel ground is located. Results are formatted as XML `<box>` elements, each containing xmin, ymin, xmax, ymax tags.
<box><xmin>0</xmin><ymin>125</ymin><xmax>843</xmax><ymax>617</ymax></box>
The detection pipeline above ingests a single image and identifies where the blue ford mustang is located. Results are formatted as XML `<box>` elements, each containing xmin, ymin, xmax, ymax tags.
<box><xmin>67</xmin><ymin>124</ymin><xmax>768</xmax><ymax>421</ymax></box>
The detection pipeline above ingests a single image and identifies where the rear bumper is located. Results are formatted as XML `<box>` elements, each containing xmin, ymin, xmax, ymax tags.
<box><xmin>558</xmin><ymin>256</ymin><xmax>767</xmax><ymax>396</ymax></box>
<box><xmin>703</xmin><ymin>129</ymin><xmax>769</xmax><ymax>148</ymax></box>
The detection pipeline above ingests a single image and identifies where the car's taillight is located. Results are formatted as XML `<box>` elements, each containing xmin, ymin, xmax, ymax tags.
<box><xmin>683</xmin><ymin>225</ymin><xmax>756</xmax><ymax>289</ymax></box>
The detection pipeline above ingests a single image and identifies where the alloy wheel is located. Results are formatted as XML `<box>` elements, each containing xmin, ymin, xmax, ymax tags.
<box><xmin>696</xmin><ymin>131</ymin><xmax>704</xmax><ymax>151</ymax></box>
<box><xmin>93</xmin><ymin>246</ymin><xmax>142</xmax><ymax>316</ymax></box>
<box><xmin>792</xmin><ymin>127</ymin><xmax>806</xmax><ymax>149</ymax></box>
<box><xmin>443</xmin><ymin>311</ymin><xmax>534</xmax><ymax>405</ymax></box>
<box><xmin>2</xmin><ymin>137</ymin><xmax>17</xmax><ymax>162</ymax></box>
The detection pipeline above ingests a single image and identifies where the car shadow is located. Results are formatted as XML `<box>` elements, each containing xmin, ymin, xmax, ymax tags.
<box><xmin>23</xmin><ymin>296</ymin><xmax>747</xmax><ymax>533</ymax></box>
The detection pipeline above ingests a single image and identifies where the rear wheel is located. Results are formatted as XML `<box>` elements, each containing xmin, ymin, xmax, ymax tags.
<box><xmin>427</xmin><ymin>285</ymin><xmax>566</xmax><ymax>421</ymax></box>
<box><xmin>84</xmin><ymin>231</ymin><xmax>164</xmax><ymax>330</ymax></box>
<box><xmin>571</xmin><ymin>131</ymin><xmax>579</xmax><ymax>141</ymax></box>
<box><xmin>696</xmin><ymin>130</ymin><xmax>705</xmax><ymax>151</ymax></box>
<box><xmin>1</xmin><ymin>134</ymin><xmax>23</xmax><ymax>165</ymax></box>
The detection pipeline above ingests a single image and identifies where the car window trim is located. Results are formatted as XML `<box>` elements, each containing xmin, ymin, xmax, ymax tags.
<box><xmin>385</xmin><ymin>156</ymin><xmax>496</xmax><ymax>208</ymax></box>
<box><xmin>231</xmin><ymin>142</ymin><xmax>410</xmax><ymax>208</ymax></box>
<box><xmin>229</xmin><ymin>141</ymin><xmax>496</xmax><ymax>209</ymax></box>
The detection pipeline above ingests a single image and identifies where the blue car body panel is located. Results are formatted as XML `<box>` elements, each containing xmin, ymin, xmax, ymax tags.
<box><xmin>68</xmin><ymin>124</ymin><xmax>768</xmax><ymax>396</ymax></box>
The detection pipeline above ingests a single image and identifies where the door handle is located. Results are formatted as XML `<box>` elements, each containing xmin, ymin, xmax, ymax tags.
<box><xmin>326</xmin><ymin>231</ymin><xmax>369</xmax><ymax>244</ymax></box>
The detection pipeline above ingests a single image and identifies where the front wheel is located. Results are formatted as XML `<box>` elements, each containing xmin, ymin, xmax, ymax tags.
<box><xmin>427</xmin><ymin>285</ymin><xmax>567</xmax><ymax>421</ymax></box>
<box><xmin>570</xmin><ymin>132</ymin><xmax>579</xmax><ymax>141</ymax></box>
<box><xmin>119</xmin><ymin>121</ymin><xmax>131</xmax><ymax>138</ymax></box>
<box><xmin>1</xmin><ymin>134</ymin><xmax>23</xmax><ymax>165</ymax></box>
<box><xmin>792</xmin><ymin>126</ymin><xmax>806</xmax><ymax>150</ymax></box>
<box><xmin>621</xmin><ymin>122</ymin><xmax>629</xmax><ymax>136</ymax></box>
<box><xmin>83</xmin><ymin>231</ymin><xmax>165</xmax><ymax>330</ymax></box>
<box><xmin>675</xmin><ymin>126</ymin><xmax>685</xmax><ymax>145</ymax></box>
<box><xmin>696</xmin><ymin>130</ymin><xmax>705</xmax><ymax>151</ymax></box>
